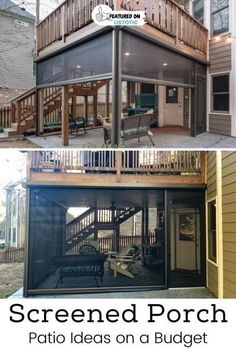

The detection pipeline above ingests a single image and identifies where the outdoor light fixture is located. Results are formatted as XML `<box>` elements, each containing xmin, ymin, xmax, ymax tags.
<box><xmin>76</xmin><ymin>65</ymin><xmax>81</xmax><ymax>69</ymax></box>
<box><xmin>163</xmin><ymin>63</ymin><xmax>168</xmax><ymax>66</ymax></box>
<box><xmin>124</xmin><ymin>52</ymin><xmax>131</xmax><ymax>56</ymax></box>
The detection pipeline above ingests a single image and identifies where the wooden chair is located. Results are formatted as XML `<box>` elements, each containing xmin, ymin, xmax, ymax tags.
<box><xmin>107</xmin><ymin>246</ymin><xmax>141</xmax><ymax>279</ymax></box>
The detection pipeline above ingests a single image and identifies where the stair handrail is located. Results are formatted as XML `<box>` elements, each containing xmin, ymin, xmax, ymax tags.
<box><xmin>10</xmin><ymin>87</ymin><xmax>36</xmax><ymax>104</ymax></box>
<box><xmin>66</xmin><ymin>207</ymin><xmax>95</xmax><ymax>227</ymax></box>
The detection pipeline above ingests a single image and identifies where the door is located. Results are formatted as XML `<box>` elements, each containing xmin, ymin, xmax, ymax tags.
<box><xmin>174</xmin><ymin>210</ymin><xmax>200</xmax><ymax>271</ymax></box>
<box><xmin>164</xmin><ymin>86</ymin><xmax>184</xmax><ymax>126</ymax></box>
<box><xmin>169</xmin><ymin>207</ymin><xmax>203</xmax><ymax>288</ymax></box>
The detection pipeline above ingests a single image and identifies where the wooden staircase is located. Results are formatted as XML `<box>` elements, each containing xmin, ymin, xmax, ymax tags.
<box><xmin>2</xmin><ymin>87</ymin><xmax>64</xmax><ymax>137</ymax></box>
<box><xmin>66</xmin><ymin>206</ymin><xmax>141</xmax><ymax>252</ymax></box>
<box><xmin>0</xmin><ymin>80</ymin><xmax>110</xmax><ymax>137</ymax></box>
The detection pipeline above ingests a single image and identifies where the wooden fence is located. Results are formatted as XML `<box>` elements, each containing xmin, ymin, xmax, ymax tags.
<box><xmin>0</xmin><ymin>107</ymin><xmax>11</xmax><ymax>129</ymax></box>
<box><xmin>0</xmin><ymin>248</ymin><xmax>24</xmax><ymax>263</ymax></box>
<box><xmin>98</xmin><ymin>234</ymin><xmax>156</xmax><ymax>252</ymax></box>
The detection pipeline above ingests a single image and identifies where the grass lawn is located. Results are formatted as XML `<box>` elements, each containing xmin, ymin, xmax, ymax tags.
<box><xmin>0</xmin><ymin>263</ymin><xmax>24</xmax><ymax>298</ymax></box>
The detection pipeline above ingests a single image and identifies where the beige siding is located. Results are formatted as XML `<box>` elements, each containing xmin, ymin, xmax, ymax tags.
<box><xmin>207</xmin><ymin>262</ymin><xmax>218</xmax><ymax>297</ymax></box>
<box><xmin>222</xmin><ymin>152</ymin><xmax>236</xmax><ymax>298</ymax></box>
<box><xmin>209</xmin><ymin>35</ymin><xmax>232</xmax><ymax>73</ymax></box>
<box><xmin>207</xmin><ymin>152</ymin><xmax>217</xmax><ymax>200</ymax></box>
<box><xmin>206</xmin><ymin>152</ymin><xmax>217</xmax><ymax>296</ymax></box>
<box><xmin>209</xmin><ymin>115</ymin><xmax>231</xmax><ymax>136</ymax></box>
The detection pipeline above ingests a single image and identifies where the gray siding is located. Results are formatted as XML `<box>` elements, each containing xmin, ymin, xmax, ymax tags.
<box><xmin>222</xmin><ymin>152</ymin><xmax>236</xmax><ymax>298</ymax></box>
<box><xmin>209</xmin><ymin>34</ymin><xmax>232</xmax><ymax>73</ymax></box>
<box><xmin>0</xmin><ymin>12</ymin><xmax>35</xmax><ymax>90</ymax></box>
<box><xmin>209</xmin><ymin>114</ymin><xmax>231</xmax><ymax>136</ymax></box>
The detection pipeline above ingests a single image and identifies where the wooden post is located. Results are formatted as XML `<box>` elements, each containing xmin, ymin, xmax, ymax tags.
<box><xmin>127</xmin><ymin>81</ymin><xmax>131</xmax><ymax>106</ymax></box>
<box><xmin>105</xmin><ymin>82</ymin><xmax>110</xmax><ymax>117</ymax></box>
<box><xmin>62</xmin><ymin>86</ymin><xmax>69</xmax><ymax>146</ymax></box>
<box><xmin>84</xmin><ymin>96</ymin><xmax>88</xmax><ymax>120</ymax></box>
<box><xmin>10</xmin><ymin>103</ymin><xmax>15</xmax><ymax>123</ymax></box>
<box><xmin>36</xmin><ymin>89</ymin><xmax>44</xmax><ymax>136</ymax></box>
<box><xmin>72</xmin><ymin>95</ymin><xmax>77</xmax><ymax>118</ymax></box>
<box><xmin>15</xmin><ymin>101</ymin><xmax>21</xmax><ymax>127</ymax></box>
<box><xmin>93</xmin><ymin>93</ymin><xmax>98</xmax><ymax>126</ymax></box>
<box><xmin>115</xmin><ymin>151</ymin><xmax>121</xmax><ymax>182</ymax></box>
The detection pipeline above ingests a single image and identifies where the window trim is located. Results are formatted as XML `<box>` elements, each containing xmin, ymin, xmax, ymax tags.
<box><xmin>207</xmin><ymin>198</ymin><xmax>218</xmax><ymax>265</ymax></box>
<box><xmin>211</xmin><ymin>0</ymin><xmax>229</xmax><ymax>37</ymax></box>
<box><xmin>211</xmin><ymin>73</ymin><xmax>230</xmax><ymax>114</ymax></box>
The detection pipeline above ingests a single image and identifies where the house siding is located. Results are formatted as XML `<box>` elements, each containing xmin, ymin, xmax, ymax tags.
<box><xmin>208</xmin><ymin>261</ymin><xmax>218</xmax><ymax>297</ymax></box>
<box><xmin>209</xmin><ymin>34</ymin><xmax>232</xmax><ymax>74</ymax></box>
<box><xmin>207</xmin><ymin>152</ymin><xmax>217</xmax><ymax>200</ymax></box>
<box><xmin>208</xmin><ymin>33</ymin><xmax>232</xmax><ymax>137</ymax></box>
<box><xmin>206</xmin><ymin>152</ymin><xmax>218</xmax><ymax>297</ymax></box>
<box><xmin>222</xmin><ymin>152</ymin><xmax>236</xmax><ymax>298</ymax></box>
<box><xmin>209</xmin><ymin>115</ymin><xmax>232</xmax><ymax>136</ymax></box>
<box><xmin>0</xmin><ymin>12</ymin><xmax>35</xmax><ymax>90</ymax></box>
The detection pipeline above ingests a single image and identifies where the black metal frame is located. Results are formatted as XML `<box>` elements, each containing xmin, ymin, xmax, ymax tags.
<box><xmin>24</xmin><ymin>184</ymin><xmax>206</xmax><ymax>297</ymax></box>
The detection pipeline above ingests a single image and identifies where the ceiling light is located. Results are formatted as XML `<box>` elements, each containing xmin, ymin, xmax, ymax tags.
<box><xmin>124</xmin><ymin>52</ymin><xmax>131</xmax><ymax>56</ymax></box>
<box><xmin>163</xmin><ymin>63</ymin><xmax>168</xmax><ymax>66</ymax></box>
<box><xmin>76</xmin><ymin>65</ymin><xmax>81</xmax><ymax>69</ymax></box>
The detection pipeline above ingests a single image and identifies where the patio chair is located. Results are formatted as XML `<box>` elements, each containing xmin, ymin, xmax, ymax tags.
<box><xmin>69</xmin><ymin>115</ymin><xmax>87</xmax><ymax>135</ymax></box>
<box><xmin>107</xmin><ymin>245</ymin><xmax>141</xmax><ymax>279</ymax></box>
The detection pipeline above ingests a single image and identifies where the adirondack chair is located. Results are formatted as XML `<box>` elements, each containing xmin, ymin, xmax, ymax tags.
<box><xmin>107</xmin><ymin>245</ymin><xmax>141</xmax><ymax>279</ymax></box>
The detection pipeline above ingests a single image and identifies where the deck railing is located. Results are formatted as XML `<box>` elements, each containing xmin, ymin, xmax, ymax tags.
<box><xmin>80</xmin><ymin>234</ymin><xmax>156</xmax><ymax>252</ymax></box>
<box><xmin>0</xmin><ymin>107</ymin><xmax>11</xmax><ymax>129</ymax></box>
<box><xmin>30</xmin><ymin>151</ymin><xmax>203</xmax><ymax>176</ymax></box>
<box><xmin>37</xmin><ymin>0</ymin><xmax>114</xmax><ymax>52</ymax></box>
<box><xmin>120</xmin><ymin>0</ymin><xmax>208</xmax><ymax>53</ymax></box>
<box><xmin>36</xmin><ymin>0</ymin><xmax>208</xmax><ymax>54</ymax></box>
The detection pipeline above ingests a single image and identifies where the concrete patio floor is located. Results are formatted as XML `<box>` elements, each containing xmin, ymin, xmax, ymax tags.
<box><xmin>26</xmin><ymin>128</ymin><xmax>236</xmax><ymax>149</ymax></box>
<box><xmin>10</xmin><ymin>287</ymin><xmax>215</xmax><ymax>299</ymax></box>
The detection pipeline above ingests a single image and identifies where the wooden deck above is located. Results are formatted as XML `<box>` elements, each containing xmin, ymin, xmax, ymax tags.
<box><xmin>27</xmin><ymin>151</ymin><xmax>206</xmax><ymax>186</ymax></box>
<box><xmin>36</xmin><ymin>0</ymin><xmax>208</xmax><ymax>62</ymax></box>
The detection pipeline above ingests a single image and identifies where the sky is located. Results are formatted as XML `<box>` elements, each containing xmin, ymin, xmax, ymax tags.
<box><xmin>12</xmin><ymin>0</ymin><xmax>64</xmax><ymax>19</ymax></box>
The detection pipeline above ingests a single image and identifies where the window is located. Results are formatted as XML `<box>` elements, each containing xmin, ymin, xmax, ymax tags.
<box><xmin>212</xmin><ymin>74</ymin><xmax>229</xmax><ymax>112</ymax></box>
<box><xmin>193</xmin><ymin>0</ymin><xmax>204</xmax><ymax>24</ymax></box>
<box><xmin>211</xmin><ymin>0</ymin><xmax>229</xmax><ymax>36</ymax></box>
<box><xmin>12</xmin><ymin>228</ymin><xmax>16</xmax><ymax>244</ymax></box>
<box><xmin>166</xmin><ymin>87</ymin><xmax>178</xmax><ymax>103</ymax></box>
<box><xmin>208</xmin><ymin>201</ymin><xmax>217</xmax><ymax>263</ymax></box>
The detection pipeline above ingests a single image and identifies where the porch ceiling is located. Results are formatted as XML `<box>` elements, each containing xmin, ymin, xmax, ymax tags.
<box><xmin>34</xmin><ymin>187</ymin><xmax>203</xmax><ymax>209</ymax></box>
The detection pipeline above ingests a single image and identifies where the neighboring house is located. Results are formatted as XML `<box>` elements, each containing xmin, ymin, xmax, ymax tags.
<box><xmin>0</xmin><ymin>0</ymin><xmax>35</xmax><ymax>106</ymax></box>
<box><xmin>183</xmin><ymin>0</ymin><xmax>235</xmax><ymax>137</ymax></box>
<box><xmin>5</xmin><ymin>179</ymin><xmax>26</xmax><ymax>248</ymax></box>
<box><xmin>22</xmin><ymin>150</ymin><xmax>236</xmax><ymax>298</ymax></box>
